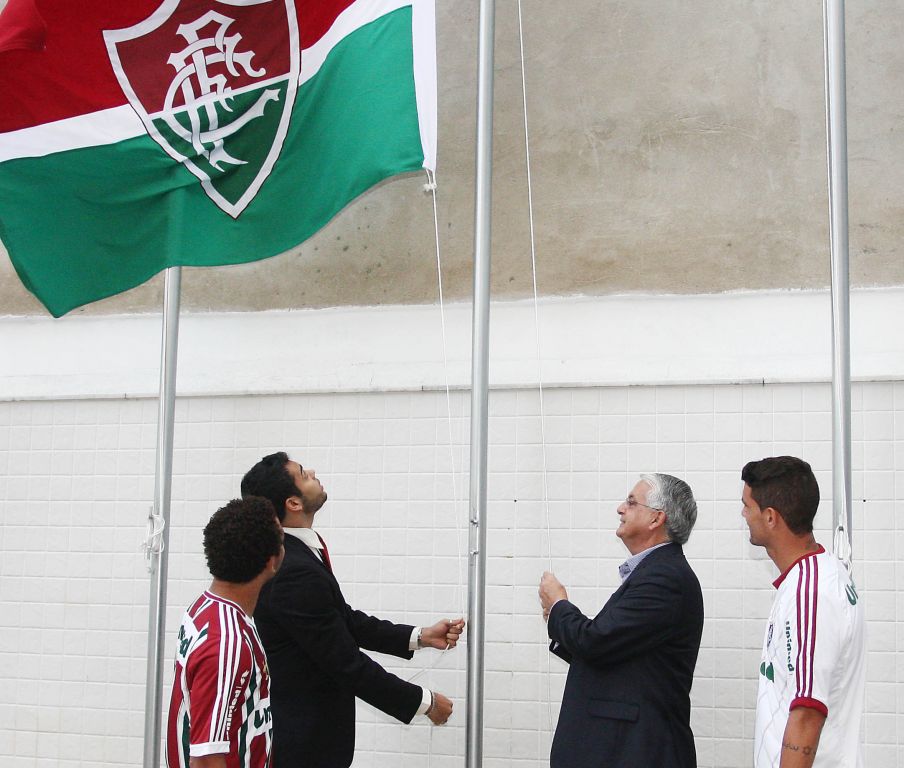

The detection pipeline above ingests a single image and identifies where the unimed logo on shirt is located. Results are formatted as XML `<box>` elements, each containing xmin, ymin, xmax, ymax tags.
<box><xmin>224</xmin><ymin>670</ymin><xmax>250</xmax><ymax>731</ymax></box>
<box><xmin>784</xmin><ymin>621</ymin><xmax>794</xmax><ymax>672</ymax></box>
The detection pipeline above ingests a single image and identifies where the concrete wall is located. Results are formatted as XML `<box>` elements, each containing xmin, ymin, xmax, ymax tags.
<box><xmin>2</xmin><ymin>0</ymin><xmax>903</xmax><ymax>315</ymax></box>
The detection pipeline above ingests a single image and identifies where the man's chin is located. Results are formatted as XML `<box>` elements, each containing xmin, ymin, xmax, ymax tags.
<box><xmin>306</xmin><ymin>494</ymin><xmax>328</xmax><ymax>516</ymax></box>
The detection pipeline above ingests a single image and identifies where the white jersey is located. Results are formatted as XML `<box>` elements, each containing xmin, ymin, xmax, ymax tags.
<box><xmin>754</xmin><ymin>545</ymin><xmax>865</xmax><ymax>767</ymax></box>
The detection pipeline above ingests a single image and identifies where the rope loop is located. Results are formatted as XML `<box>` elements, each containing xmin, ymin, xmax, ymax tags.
<box><xmin>141</xmin><ymin>504</ymin><xmax>166</xmax><ymax>571</ymax></box>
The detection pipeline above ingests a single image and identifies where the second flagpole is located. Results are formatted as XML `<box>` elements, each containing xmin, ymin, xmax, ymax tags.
<box><xmin>466</xmin><ymin>0</ymin><xmax>495</xmax><ymax>765</ymax></box>
<box><xmin>142</xmin><ymin>266</ymin><xmax>182</xmax><ymax>768</ymax></box>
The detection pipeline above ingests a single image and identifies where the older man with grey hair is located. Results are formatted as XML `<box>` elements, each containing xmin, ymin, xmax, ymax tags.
<box><xmin>538</xmin><ymin>473</ymin><xmax>704</xmax><ymax>768</ymax></box>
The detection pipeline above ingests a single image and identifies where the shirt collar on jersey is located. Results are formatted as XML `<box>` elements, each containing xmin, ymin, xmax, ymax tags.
<box><xmin>284</xmin><ymin>526</ymin><xmax>325</xmax><ymax>550</ymax></box>
<box><xmin>772</xmin><ymin>543</ymin><xmax>825</xmax><ymax>589</ymax></box>
<box><xmin>202</xmin><ymin>589</ymin><xmax>248</xmax><ymax>616</ymax></box>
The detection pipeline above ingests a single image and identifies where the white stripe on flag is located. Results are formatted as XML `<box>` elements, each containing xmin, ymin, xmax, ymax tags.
<box><xmin>412</xmin><ymin>0</ymin><xmax>437</xmax><ymax>171</ymax></box>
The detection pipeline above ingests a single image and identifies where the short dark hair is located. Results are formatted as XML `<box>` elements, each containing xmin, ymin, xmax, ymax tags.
<box><xmin>741</xmin><ymin>456</ymin><xmax>820</xmax><ymax>535</ymax></box>
<box><xmin>203</xmin><ymin>497</ymin><xmax>282</xmax><ymax>583</ymax></box>
<box><xmin>241</xmin><ymin>452</ymin><xmax>296</xmax><ymax>522</ymax></box>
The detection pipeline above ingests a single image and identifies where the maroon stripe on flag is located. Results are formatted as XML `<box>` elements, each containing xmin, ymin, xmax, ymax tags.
<box><xmin>297</xmin><ymin>0</ymin><xmax>357</xmax><ymax>48</ymax></box>
<box><xmin>0</xmin><ymin>0</ymin><xmax>357</xmax><ymax>133</ymax></box>
<box><xmin>0</xmin><ymin>2</ymin><xmax>159</xmax><ymax>132</ymax></box>
<box><xmin>0</xmin><ymin>0</ymin><xmax>46</xmax><ymax>54</ymax></box>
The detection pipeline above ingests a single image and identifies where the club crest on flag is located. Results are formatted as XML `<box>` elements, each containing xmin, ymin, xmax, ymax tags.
<box><xmin>104</xmin><ymin>0</ymin><xmax>300</xmax><ymax>218</ymax></box>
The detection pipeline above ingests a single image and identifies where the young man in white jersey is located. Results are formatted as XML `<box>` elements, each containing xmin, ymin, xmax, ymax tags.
<box><xmin>741</xmin><ymin>456</ymin><xmax>865</xmax><ymax>768</ymax></box>
<box><xmin>166</xmin><ymin>496</ymin><xmax>285</xmax><ymax>768</ymax></box>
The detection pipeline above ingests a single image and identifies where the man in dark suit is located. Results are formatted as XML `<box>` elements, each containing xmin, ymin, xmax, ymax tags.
<box><xmin>538</xmin><ymin>473</ymin><xmax>704</xmax><ymax>768</ymax></box>
<box><xmin>241</xmin><ymin>452</ymin><xmax>464</xmax><ymax>768</ymax></box>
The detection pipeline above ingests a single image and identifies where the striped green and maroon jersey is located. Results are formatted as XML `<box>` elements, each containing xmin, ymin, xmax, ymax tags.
<box><xmin>166</xmin><ymin>591</ymin><xmax>272</xmax><ymax>768</ymax></box>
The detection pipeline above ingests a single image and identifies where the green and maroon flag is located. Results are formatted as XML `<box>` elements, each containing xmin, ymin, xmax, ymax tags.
<box><xmin>0</xmin><ymin>0</ymin><xmax>436</xmax><ymax>316</ymax></box>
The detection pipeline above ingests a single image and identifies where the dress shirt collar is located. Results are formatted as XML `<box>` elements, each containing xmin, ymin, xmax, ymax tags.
<box><xmin>284</xmin><ymin>526</ymin><xmax>325</xmax><ymax>550</ymax></box>
<box><xmin>618</xmin><ymin>541</ymin><xmax>671</xmax><ymax>582</ymax></box>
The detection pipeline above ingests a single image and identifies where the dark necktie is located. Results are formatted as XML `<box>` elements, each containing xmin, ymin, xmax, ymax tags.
<box><xmin>315</xmin><ymin>533</ymin><xmax>333</xmax><ymax>573</ymax></box>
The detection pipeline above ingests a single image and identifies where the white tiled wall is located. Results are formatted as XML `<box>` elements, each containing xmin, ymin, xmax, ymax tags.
<box><xmin>1</xmin><ymin>381</ymin><xmax>902</xmax><ymax>767</ymax></box>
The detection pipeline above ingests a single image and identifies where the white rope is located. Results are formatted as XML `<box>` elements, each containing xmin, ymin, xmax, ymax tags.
<box><xmin>403</xmin><ymin>170</ymin><xmax>468</xmax><ymax>766</ymax></box>
<box><xmin>516</xmin><ymin>1</ymin><xmax>552</xmax><ymax>564</ymax></box>
<box><xmin>515</xmin><ymin>0</ymin><xmax>556</xmax><ymax>747</ymax></box>
<box><xmin>832</xmin><ymin>522</ymin><xmax>852</xmax><ymax>573</ymax></box>
<box><xmin>424</xmin><ymin>168</ymin><xmax>469</xmax><ymax>628</ymax></box>
<box><xmin>141</xmin><ymin>504</ymin><xmax>165</xmax><ymax>572</ymax></box>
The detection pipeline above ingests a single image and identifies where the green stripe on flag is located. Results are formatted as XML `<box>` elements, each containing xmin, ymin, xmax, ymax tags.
<box><xmin>0</xmin><ymin>7</ymin><xmax>423</xmax><ymax>316</ymax></box>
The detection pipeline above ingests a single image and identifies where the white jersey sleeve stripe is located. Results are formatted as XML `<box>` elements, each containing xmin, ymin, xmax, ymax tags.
<box><xmin>220</xmin><ymin>605</ymin><xmax>243</xmax><ymax>743</ymax></box>
<box><xmin>794</xmin><ymin>558</ymin><xmax>819</xmax><ymax>701</ymax></box>
<box><xmin>210</xmin><ymin>603</ymin><xmax>227</xmax><ymax>743</ymax></box>
<box><xmin>209</xmin><ymin>602</ymin><xmax>244</xmax><ymax>744</ymax></box>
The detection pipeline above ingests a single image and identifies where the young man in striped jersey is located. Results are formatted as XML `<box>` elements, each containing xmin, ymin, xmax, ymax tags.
<box><xmin>741</xmin><ymin>456</ymin><xmax>865</xmax><ymax>768</ymax></box>
<box><xmin>166</xmin><ymin>496</ymin><xmax>285</xmax><ymax>768</ymax></box>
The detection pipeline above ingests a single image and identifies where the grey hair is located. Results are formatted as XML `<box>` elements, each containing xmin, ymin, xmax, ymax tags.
<box><xmin>640</xmin><ymin>473</ymin><xmax>697</xmax><ymax>545</ymax></box>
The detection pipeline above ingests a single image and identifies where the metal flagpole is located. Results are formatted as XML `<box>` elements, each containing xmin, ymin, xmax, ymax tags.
<box><xmin>466</xmin><ymin>0</ymin><xmax>495</xmax><ymax>765</ymax></box>
<box><xmin>143</xmin><ymin>266</ymin><xmax>182</xmax><ymax>768</ymax></box>
<box><xmin>822</xmin><ymin>0</ymin><xmax>853</xmax><ymax>556</ymax></box>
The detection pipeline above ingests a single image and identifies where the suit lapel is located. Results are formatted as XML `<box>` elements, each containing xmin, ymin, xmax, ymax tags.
<box><xmin>286</xmin><ymin>534</ymin><xmax>336</xmax><ymax>579</ymax></box>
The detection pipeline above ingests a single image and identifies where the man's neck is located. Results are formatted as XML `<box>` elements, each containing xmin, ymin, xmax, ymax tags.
<box><xmin>625</xmin><ymin>535</ymin><xmax>670</xmax><ymax>557</ymax></box>
<box><xmin>768</xmin><ymin>534</ymin><xmax>820</xmax><ymax>574</ymax></box>
<box><xmin>283</xmin><ymin>511</ymin><xmax>315</xmax><ymax>529</ymax></box>
<box><xmin>208</xmin><ymin>579</ymin><xmax>261</xmax><ymax>615</ymax></box>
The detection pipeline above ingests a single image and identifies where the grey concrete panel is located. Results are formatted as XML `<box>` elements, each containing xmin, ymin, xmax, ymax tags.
<box><xmin>1</xmin><ymin>0</ymin><xmax>902</xmax><ymax>316</ymax></box>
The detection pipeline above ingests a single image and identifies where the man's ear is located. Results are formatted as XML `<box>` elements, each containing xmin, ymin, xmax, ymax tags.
<box><xmin>285</xmin><ymin>495</ymin><xmax>302</xmax><ymax>515</ymax></box>
<box><xmin>763</xmin><ymin>506</ymin><xmax>780</xmax><ymax>529</ymax></box>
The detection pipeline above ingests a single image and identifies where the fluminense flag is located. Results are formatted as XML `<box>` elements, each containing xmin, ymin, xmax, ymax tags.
<box><xmin>0</xmin><ymin>0</ymin><xmax>436</xmax><ymax>316</ymax></box>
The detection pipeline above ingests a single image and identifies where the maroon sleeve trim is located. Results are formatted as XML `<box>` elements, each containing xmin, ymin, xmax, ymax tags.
<box><xmin>790</xmin><ymin>696</ymin><xmax>828</xmax><ymax>717</ymax></box>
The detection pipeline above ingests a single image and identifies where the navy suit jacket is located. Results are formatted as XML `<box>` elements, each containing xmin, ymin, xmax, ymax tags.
<box><xmin>547</xmin><ymin>542</ymin><xmax>704</xmax><ymax>768</ymax></box>
<box><xmin>254</xmin><ymin>534</ymin><xmax>422</xmax><ymax>768</ymax></box>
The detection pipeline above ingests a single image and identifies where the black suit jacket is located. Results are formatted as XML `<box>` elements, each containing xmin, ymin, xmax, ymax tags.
<box><xmin>255</xmin><ymin>533</ymin><xmax>422</xmax><ymax>768</ymax></box>
<box><xmin>547</xmin><ymin>542</ymin><xmax>703</xmax><ymax>768</ymax></box>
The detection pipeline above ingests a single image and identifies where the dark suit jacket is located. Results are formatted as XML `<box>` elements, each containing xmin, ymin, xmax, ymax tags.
<box><xmin>255</xmin><ymin>534</ymin><xmax>422</xmax><ymax>768</ymax></box>
<box><xmin>547</xmin><ymin>542</ymin><xmax>703</xmax><ymax>768</ymax></box>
